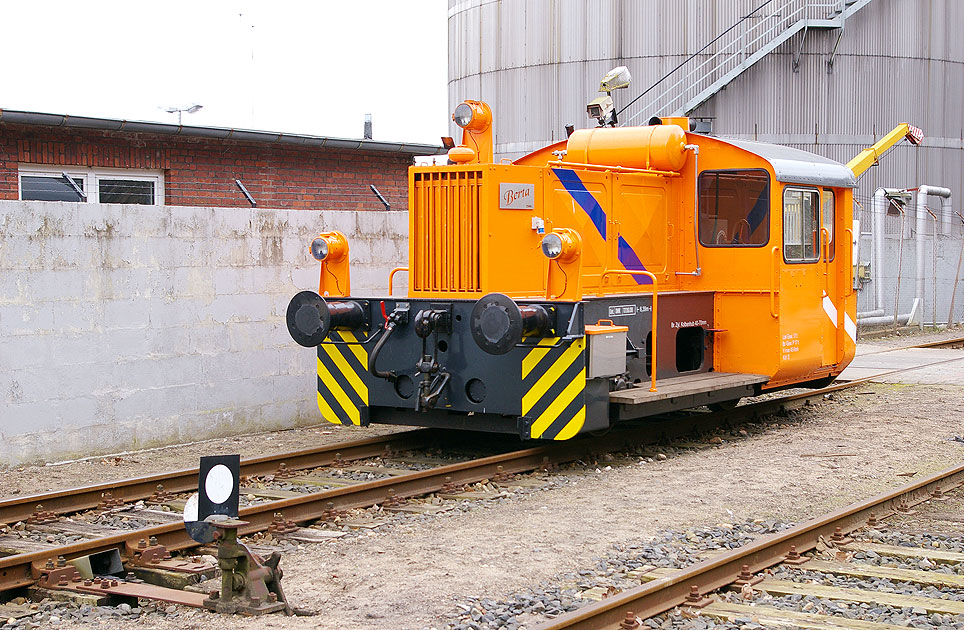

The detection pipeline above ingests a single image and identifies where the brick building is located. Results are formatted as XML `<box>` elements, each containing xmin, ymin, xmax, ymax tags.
<box><xmin>0</xmin><ymin>109</ymin><xmax>439</xmax><ymax>211</ymax></box>
<box><xmin>0</xmin><ymin>108</ymin><xmax>435</xmax><ymax>465</ymax></box>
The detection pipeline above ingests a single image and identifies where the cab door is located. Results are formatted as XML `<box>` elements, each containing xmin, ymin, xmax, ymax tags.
<box><xmin>779</xmin><ymin>186</ymin><xmax>826</xmax><ymax>374</ymax></box>
<box><xmin>819</xmin><ymin>189</ymin><xmax>841</xmax><ymax>367</ymax></box>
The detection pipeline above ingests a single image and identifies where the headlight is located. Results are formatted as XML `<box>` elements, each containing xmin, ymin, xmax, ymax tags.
<box><xmin>453</xmin><ymin>103</ymin><xmax>474</xmax><ymax>128</ymax></box>
<box><xmin>310</xmin><ymin>237</ymin><xmax>329</xmax><ymax>261</ymax></box>
<box><xmin>541</xmin><ymin>228</ymin><xmax>581</xmax><ymax>263</ymax></box>
<box><xmin>541</xmin><ymin>233</ymin><xmax>563</xmax><ymax>259</ymax></box>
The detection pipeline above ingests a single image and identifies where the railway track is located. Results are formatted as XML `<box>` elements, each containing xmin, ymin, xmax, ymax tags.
<box><xmin>533</xmin><ymin>463</ymin><xmax>964</xmax><ymax>630</ymax></box>
<box><xmin>0</xmin><ymin>398</ymin><xmax>801</xmax><ymax>595</ymax></box>
<box><xmin>0</xmin><ymin>429</ymin><xmax>437</xmax><ymax>524</ymax></box>
<box><xmin>1</xmin><ymin>335</ymin><xmax>961</xmax><ymax>610</ymax></box>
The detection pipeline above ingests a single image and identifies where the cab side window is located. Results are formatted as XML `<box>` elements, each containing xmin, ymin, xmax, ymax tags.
<box><xmin>698</xmin><ymin>170</ymin><xmax>770</xmax><ymax>247</ymax></box>
<box><xmin>822</xmin><ymin>189</ymin><xmax>835</xmax><ymax>261</ymax></box>
<box><xmin>783</xmin><ymin>187</ymin><xmax>820</xmax><ymax>262</ymax></box>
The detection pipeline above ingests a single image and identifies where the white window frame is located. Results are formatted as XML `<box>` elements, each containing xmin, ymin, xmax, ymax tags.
<box><xmin>783</xmin><ymin>186</ymin><xmax>821</xmax><ymax>263</ymax></box>
<box><xmin>18</xmin><ymin>164</ymin><xmax>165</xmax><ymax>205</ymax></box>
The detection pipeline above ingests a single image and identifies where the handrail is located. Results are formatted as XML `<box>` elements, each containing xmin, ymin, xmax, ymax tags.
<box><xmin>624</xmin><ymin>0</ymin><xmax>843</xmax><ymax>122</ymax></box>
<box><xmin>820</xmin><ymin>227</ymin><xmax>830</xmax><ymax>264</ymax></box>
<box><xmin>769</xmin><ymin>246</ymin><xmax>780</xmax><ymax>318</ymax></box>
<box><xmin>546</xmin><ymin>161</ymin><xmax>681</xmax><ymax>178</ymax></box>
<box><xmin>600</xmin><ymin>270</ymin><xmax>659</xmax><ymax>392</ymax></box>
<box><xmin>388</xmin><ymin>267</ymin><xmax>408</xmax><ymax>297</ymax></box>
<box><xmin>618</xmin><ymin>0</ymin><xmax>781</xmax><ymax>121</ymax></box>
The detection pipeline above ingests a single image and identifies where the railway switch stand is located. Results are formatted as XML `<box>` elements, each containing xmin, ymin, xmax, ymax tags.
<box><xmin>203</xmin><ymin>519</ymin><xmax>291</xmax><ymax>615</ymax></box>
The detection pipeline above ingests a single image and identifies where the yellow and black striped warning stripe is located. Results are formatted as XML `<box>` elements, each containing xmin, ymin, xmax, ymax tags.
<box><xmin>521</xmin><ymin>337</ymin><xmax>586</xmax><ymax>440</ymax></box>
<box><xmin>316</xmin><ymin>330</ymin><xmax>369</xmax><ymax>426</ymax></box>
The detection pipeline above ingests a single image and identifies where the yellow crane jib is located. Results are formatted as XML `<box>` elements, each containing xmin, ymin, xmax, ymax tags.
<box><xmin>846</xmin><ymin>123</ymin><xmax>924</xmax><ymax>177</ymax></box>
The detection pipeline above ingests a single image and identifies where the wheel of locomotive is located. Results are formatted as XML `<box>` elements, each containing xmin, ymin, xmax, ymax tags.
<box><xmin>803</xmin><ymin>374</ymin><xmax>838</xmax><ymax>389</ymax></box>
<box><xmin>708</xmin><ymin>398</ymin><xmax>741</xmax><ymax>412</ymax></box>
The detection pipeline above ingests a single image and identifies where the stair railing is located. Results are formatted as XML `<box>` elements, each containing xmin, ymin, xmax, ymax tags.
<box><xmin>622</xmin><ymin>0</ymin><xmax>842</xmax><ymax>124</ymax></box>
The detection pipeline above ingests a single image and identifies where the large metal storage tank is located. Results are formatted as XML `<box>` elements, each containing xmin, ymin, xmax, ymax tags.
<box><xmin>448</xmin><ymin>0</ymin><xmax>964</xmax><ymax>324</ymax></box>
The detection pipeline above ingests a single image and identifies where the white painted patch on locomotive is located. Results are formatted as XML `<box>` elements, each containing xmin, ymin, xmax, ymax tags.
<box><xmin>670</xmin><ymin>319</ymin><xmax>708</xmax><ymax>329</ymax></box>
<box><xmin>608</xmin><ymin>304</ymin><xmax>638</xmax><ymax>317</ymax></box>
<box><xmin>499</xmin><ymin>183</ymin><xmax>534</xmax><ymax>209</ymax></box>
<box><xmin>844</xmin><ymin>313</ymin><xmax>857</xmax><ymax>343</ymax></box>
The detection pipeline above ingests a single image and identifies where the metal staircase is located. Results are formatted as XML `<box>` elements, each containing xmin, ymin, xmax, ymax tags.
<box><xmin>623</xmin><ymin>0</ymin><xmax>874</xmax><ymax>124</ymax></box>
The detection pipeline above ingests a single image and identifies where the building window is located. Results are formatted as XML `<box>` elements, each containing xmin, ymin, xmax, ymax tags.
<box><xmin>98</xmin><ymin>179</ymin><xmax>155</xmax><ymax>205</ymax></box>
<box><xmin>18</xmin><ymin>165</ymin><xmax>163</xmax><ymax>205</ymax></box>
<box><xmin>783</xmin><ymin>187</ymin><xmax>820</xmax><ymax>262</ymax></box>
<box><xmin>698</xmin><ymin>169</ymin><xmax>770</xmax><ymax>246</ymax></box>
<box><xmin>20</xmin><ymin>175</ymin><xmax>85</xmax><ymax>202</ymax></box>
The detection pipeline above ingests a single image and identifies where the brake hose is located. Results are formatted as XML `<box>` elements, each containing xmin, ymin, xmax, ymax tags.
<box><xmin>369</xmin><ymin>317</ymin><xmax>399</xmax><ymax>381</ymax></box>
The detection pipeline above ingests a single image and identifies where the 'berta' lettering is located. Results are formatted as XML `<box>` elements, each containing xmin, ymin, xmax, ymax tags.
<box><xmin>498</xmin><ymin>183</ymin><xmax>535</xmax><ymax>209</ymax></box>
<box><xmin>503</xmin><ymin>187</ymin><xmax>530</xmax><ymax>205</ymax></box>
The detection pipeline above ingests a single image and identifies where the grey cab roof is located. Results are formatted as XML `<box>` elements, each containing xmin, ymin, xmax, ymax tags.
<box><xmin>713</xmin><ymin>136</ymin><xmax>856</xmax><ymax>188</ymax></box>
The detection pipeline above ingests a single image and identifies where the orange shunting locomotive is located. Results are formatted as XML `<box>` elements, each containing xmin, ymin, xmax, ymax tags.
<box><xmin>286</xmin><ymin>99</ymin><xmax>862</xmax><ymax>440</ymax></box>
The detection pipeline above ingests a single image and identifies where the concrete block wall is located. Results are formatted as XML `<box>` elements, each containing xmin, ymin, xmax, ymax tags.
<box><xmin>0</xmin><ymin>200</ymin><xmax>408</xmax><ymax>465</ymax></box>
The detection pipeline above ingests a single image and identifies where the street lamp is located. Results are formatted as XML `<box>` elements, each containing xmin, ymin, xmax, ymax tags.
<box><xmin>163</xmin><ymin>104</ymin><xmax>203</xmax><ymax>125</ymax></box>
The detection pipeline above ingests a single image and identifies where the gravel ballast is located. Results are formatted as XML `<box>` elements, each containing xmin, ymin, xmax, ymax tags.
<box><xmin>4</xmin><ymin>329</ymin><xmax>963</xmax><ymax>630</ymax></box>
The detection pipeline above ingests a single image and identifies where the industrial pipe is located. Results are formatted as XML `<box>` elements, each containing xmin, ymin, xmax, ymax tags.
<box><xmin>866</xmin><ymin>188</ymin><xmax>920</xmax><ymax>330</ymax></box>
<box><xmin>894</xmin><ymin>203</ymin><xmax>907</xmax><ymax>331</ymax></box>
<box><xmin>857</xmin><ymin>313</ymin><xmax>914</xmax><ymax>326</ymax></box>
<box><xmin>859</xmin><ymin>314</ymin><xmax>913</xmax><ymax>326</ymax></box>
<box><xmin>915</xmin><ymin>186</ymin><xmax>952</xmax><ymax>325</ymax></box>
<box><xmin>858</xmin><ymin>299</ymin><xmax>919</xmax><ymax>327</ymax></box>
<box><xmin>871</xmin><ymin>189</ymin><xmax>902</xmax><ymax>312</ymax></box>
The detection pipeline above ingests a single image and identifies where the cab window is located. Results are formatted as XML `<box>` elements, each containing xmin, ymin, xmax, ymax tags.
<box><xmin>822</xmin><ymin>189</ymin><xmax>835</xmax><ymax>261</ymax></box>
<box><xmin>698</xmin><ymin>170</ymin><xmax>770</xmax><ymax>247</ymax></box>
<box><xmin>783</xmin><ymin>187</ymin><xmax>820</xmax><ymax>262</ymax></box>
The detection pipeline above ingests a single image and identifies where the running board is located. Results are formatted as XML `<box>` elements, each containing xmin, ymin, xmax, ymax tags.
<box><xmin>610</xmin><ymin>372</ymin><xmax>768</xmax><ymax>421</ymax></box>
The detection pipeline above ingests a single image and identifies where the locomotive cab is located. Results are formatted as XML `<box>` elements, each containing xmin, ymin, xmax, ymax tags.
<box><xmin>286</xmin><ymin>101</ymin><xmax>858</xmax><ymax>440</ymax></box>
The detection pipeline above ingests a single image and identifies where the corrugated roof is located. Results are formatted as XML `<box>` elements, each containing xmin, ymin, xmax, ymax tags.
<box><xmin>0</xmin><ymin>109</ymin><xmax>443</xmax><ymax>156</ymax></box>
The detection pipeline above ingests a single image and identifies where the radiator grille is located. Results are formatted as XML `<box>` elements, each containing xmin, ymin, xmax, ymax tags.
<box><xmin>412</xmin><ymin>170</ymin><xmax>482</xmax><ymax>293</ymax></box>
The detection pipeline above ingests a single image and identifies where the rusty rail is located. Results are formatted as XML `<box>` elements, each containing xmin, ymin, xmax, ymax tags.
<box><xmin>0</xmin><ymin>429</ymin><xmax>437</xmax><ymax>526</ymax></box>
<box><xmin>0</xmin><ymin>443</ymin><xmax>563</xmax><ymax>590</ymax></box>
<box><xmin>534</xmin><ymin>461</ymin><xmax>964</xmax><ymax>629</ymax></box>
<box><xmin>0</xmin><ymin>395</ymin><xmax>818</xmax><ymax>592</ymax></box>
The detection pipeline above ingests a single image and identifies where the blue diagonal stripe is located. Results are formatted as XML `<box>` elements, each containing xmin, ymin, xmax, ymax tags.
<box><xmin>552</xmin><ymin>168</ymin><xmax>606</xmax><ymax>240</ymax></box>
<box><xmin>553</xmin><ymin>167</ymin><xmax>650</xmax><ymax>286</ymax></box>
<box><xmin>617</xmin><ymin>236</ymin><xmax>651</xmax><ymax>285</ymax></box>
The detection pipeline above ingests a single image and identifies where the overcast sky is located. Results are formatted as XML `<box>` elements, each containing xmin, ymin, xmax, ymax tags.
<box><xmin>5</xmin><ymin>1</ymin><xmax>449</xmax><ymax>144</ymax></box>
